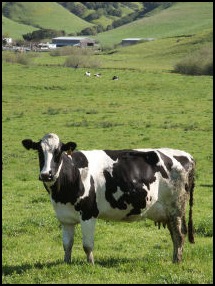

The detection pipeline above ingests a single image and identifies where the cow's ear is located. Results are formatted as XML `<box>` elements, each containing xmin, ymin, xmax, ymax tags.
<box><xmin>22</xmin><ymin>139</ymin><xmax>39</xmax><ymax>150</ymax></box>
<box><xmin>61</xmin><ymin>142</ymin><xmax>77</xmax><ymax>152</ymax></box>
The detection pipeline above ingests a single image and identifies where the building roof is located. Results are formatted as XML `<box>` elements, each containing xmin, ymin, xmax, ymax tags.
<box><xmin>52</xmin><ymin>36</ymin><xmax>92</xmax><ymax>41</ymax></box>
<box><xmin>122</xmin><ymin>38</ymin><xmax>142</xmax><ymax>41</ymax></box>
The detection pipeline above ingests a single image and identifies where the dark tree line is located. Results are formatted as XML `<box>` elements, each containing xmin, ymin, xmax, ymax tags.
<box><xmin>23</xmin><ymin>29</ymin><xmax>65</xmax><ymax>41</ymax></box>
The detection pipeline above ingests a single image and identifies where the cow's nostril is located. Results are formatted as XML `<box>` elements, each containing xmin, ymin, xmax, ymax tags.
<box><xmin>40</xmin><ymin>172</ymin><xmax>53</xmax><ymax>181</ymax></box>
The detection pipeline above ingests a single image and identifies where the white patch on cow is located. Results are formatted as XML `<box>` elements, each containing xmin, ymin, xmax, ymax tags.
<box><xmin>53</xmin><ymin>160</ymin><xmax>63</xmax><ymax>181</ymax></box>
<box><xmin>78</xmin><ymin>166</ymin><xmax>89</xmax><ymax>181</ymax></box>
<box><xmin>134</xmin><ymin>148</ymin><xmax>154</xmax><ymax>152</ymax></box>
<box><xmin>112</xmin><ymin>187</ymin><xmax>124</xmax><ymax>201</ymax></box>
<box><xmin>51</xmin><ymin>199</ymin><xmax>80</xmax><ymax>224</ymax></box>
<box><xmin>142</xmin><ymin>182</ymin><xmax>149</xmax><ymax>191</ymax></box>
<box><xmin>78</xmin><ymin>150</ymin><xmax>116</xmax><ymax>197</ymax></box>
<box><xmin>41</xmin><ymin>133</ymin><xmax>60</xmax><ymax>151</ymax></box>
<box><xmin>77</xmin><ymin>150</ymin><xmax>123</xmax><ymax>218</ymax></box>
<box><xmin>85</xmin><ymin>71</ymin><xmax>91</xmax><ymax>77</ymax></box>
<box><xmin>40</xmin><ymin>133</ymin><xmax>61</xmax><ymax>176</ymax></box>
<box><xmin>41</xmin><ymin>151</ymin><xmax>53</xmax><ymax>174</ymax></box>
<box><xmin>159</xmin><ymin>148</ymin><xmax>194</xmax><ymax>160</ymax></box>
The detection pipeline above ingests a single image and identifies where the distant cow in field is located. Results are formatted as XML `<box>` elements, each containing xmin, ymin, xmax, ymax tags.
<box><xmin>85</xmin><ymin>71</ymin><xmax>91</xmax><ymax>77</ymax></box>
<box><xmin>94</xmin><ymin>73</ymin><xmax>101</xmax><ymax>77</ymax></box>
<box><xmin>112</xmin><ymin>76</ymin><xmax>119</xmax><ymax>80</ymax></box>
<box><xmin>22</xmin><ymin>133</ymin><xmax>195</xmax><ymax>264</ymax></box>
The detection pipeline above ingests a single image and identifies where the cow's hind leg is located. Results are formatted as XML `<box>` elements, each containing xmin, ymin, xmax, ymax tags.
<box><xmin>167</xmin><ymin>215</ymin><xmax>185</xmax><ymax>263</ymax></box>
<box><xmin>80</xmin><ymin>218</ymin><xmax>96</xmax><ymax>264</ymax></box>
<box><xmin>62</xmin><ymin>224</ymin><xmax>75</xmax><ymax>263</ymax></box>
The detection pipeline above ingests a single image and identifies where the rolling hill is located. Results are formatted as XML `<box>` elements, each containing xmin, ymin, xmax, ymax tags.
<box><xmin>2</xmin><ymin>2</ymin><xmax>93</xmax><ymax>39</ymax></box>
<box><xmin>94</xmin><ymin>2</ymin><xmax>213</xmax><ymax>46</ymax></box>
<box><xmin>2</xmin><ymin>2</ymin><xmax>213</xmax><ymax>48</ymax></box>
<box><xmin>57</xmin><ymin>2</ymin><xmax>144</xmax><ymax>28</ymax></box>
<box><xmin>2</xmin><ymin>14</ymin><xmax>37</xmax><ymax>39</ymax></box>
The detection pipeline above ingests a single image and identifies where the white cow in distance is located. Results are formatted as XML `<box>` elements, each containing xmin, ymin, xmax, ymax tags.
<box><xmin>85</xmin><ymin>71</ymin><xmax>91</xmax><ymax>77</ymax></box>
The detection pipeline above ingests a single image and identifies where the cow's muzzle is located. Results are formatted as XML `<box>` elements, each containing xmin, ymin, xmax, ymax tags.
<box><xmin>39</xmin><ymin>171</ymin><xmax>53</xmax><ymax>182</ymax></box>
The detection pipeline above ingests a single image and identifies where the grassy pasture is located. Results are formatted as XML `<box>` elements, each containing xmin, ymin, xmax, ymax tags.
<box><xmin>2</xmin><ymin>31</ymin><xmax>213</xmax><ymax>284</ymax></box>
<box><xmin>2</xmin><ymin>64</ymin><xmax>213</xmax><ymax>283</ymax></box>
<box><xmin>2</xmin><ymin>3</ymin><xmax>213</xmax><ymax>284</ymax></box>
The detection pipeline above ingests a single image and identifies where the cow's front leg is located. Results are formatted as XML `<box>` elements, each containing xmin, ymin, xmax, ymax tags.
<box><xmin>62</xmin><ymin>224</ymin><xmax>75</xmax><ymax>263</ymax></box>
<box><xmin>80</xmin><ymin>218</ymin><xmax>96</xmax><ymax>264</ymax></box>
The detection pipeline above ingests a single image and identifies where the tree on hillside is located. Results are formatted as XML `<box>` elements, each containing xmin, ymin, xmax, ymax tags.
<box><xmin>23</xmin><ymin>29</ymin><xmax>65</xmax><ymax>41</ymax></box>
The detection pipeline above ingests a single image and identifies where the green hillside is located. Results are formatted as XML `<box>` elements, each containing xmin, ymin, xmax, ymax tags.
<box><xmin>2</xmin><ymin>15</ymin><xmax>37</xmax><ymax>39</ymax></box>
<box><xmin>2</xmin><ymin>2</ymin><xmax>93</xmax><ymax>39</ymax></box>
<box><xmin>95</xmin><ymin>2</ymin><xmax>213</xmax><ymax>46</ymax></box>
<box><xmin>57</xmin><ymin>2</ymin><xmax>143</xmax><ymax>29</ymax></box>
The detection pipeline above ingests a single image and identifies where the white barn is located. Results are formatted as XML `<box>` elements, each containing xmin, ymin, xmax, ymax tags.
<box><xmin>52</xmin><ymin>37</ymin><xmax>95</xmax><ymax>48</ymax></box>
<box><xmin>121</xmin><ymin>38</ymin><xmax>155</xmax><ymax>46</ymax></box>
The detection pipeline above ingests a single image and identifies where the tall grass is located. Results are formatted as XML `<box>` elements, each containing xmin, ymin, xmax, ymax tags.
<box><xmin>174</xmin><ymin>45</ymin><xmax>213</xmax><ymax>75</ymax></box>
<box><xmin>50</xmin><ymin>46</ymin><xmax>102</xmax><ymax>68</ymax></box>
<box><xmin>2</xmin><ymin>51</ymin><xmax>37</xmax><ymax>65</ymax></box>
<box><xmin>50</xmin><ymin>46</ymin><xmax>94</xmax><ymax>57</ymax></box>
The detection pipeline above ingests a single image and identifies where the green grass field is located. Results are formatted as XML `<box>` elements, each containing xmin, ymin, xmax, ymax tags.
<box><xmin>2</xmin><ymin>3</ymin><xmax>213</xmax><ymax>283</ymax></box>
<box><xmin>2</xmin><ymin>57</ymin><xmax>213</xmax><ymax>284</ymax></box>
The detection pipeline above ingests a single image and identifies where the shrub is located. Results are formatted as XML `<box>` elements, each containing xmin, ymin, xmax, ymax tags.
<box><xmin>50</xmin><ymin>46</ymin><xmax>94</xmax><ymax>57</ymax></box>
<box><xmin>2</xmin><ymin>51</ymin><xmax>33</xmax><ymax>65</ymax></box>
<box><xmin>64</xmin><ymin>54</ymin><xmax>101</xmax><ymax>68</ymax></box>
<box><xmin>50</xmin><ymin>46</ymin><xmax>101</xmax><ymax>68</ymax></box>
<box><xmin>173</xmin><ymin>45</ymin><xmax>213</xmax><ymax>76</ymax></box>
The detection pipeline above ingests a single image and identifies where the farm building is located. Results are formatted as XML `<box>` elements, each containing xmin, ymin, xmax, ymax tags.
<box><xmin>121</xmin><ymin>38</ymin><xmax>142</xmax><ymax>46</ymax></box>
<box><xmin>52</xmin><ymin>36</ymin><xmax>95</xmax><ymax>48</ymax></box>
<box><xmin>121</xmin><ymin>38</ymin><xmax>155</xmax><ymax>46</ymax></box>
<box><xmin>38</xmin><ymin>42</ymin><xmax>56</xmax><ymax>50</ymax></box>
<box><xmin>2</xmin><ymin>37</ymin><xmax>13</xmax><ymax>45</ymax></box>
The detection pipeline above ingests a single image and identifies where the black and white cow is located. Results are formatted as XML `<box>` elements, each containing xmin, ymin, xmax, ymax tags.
<box><xmin>22</xmin><ymin>133</ymin><xmax>195</xmax><ymax>264</ymax></box>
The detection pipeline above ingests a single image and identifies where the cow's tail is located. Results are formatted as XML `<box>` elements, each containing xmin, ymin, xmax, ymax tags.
<box><xmin>187</xmin><ymin>160</ymin><xmax>195</xmax><ymax>244</ymax></box>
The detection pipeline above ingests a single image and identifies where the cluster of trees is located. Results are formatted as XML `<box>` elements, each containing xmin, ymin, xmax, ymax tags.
<box><xmin>58</xmin><ymin>2</ymin><xmax>125</xmax><ymax>19</ymax></box>
<box><xmin>77</xmin><ymin>12</ymin><xmax>140</xmax><ymax>35</ymax></box>
<box><xmin>58</xmin><ymin>2</ymin><xmax>173</xmax><ymax>24</ymax></box>
<box><xmin>23</xmin><ymin>29</ymin><xmax>65</xmax><ymax>41</ymax></box>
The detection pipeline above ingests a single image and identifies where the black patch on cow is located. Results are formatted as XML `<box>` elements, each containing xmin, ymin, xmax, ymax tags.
<box><xmin>103</xmin><ymin>170</ymin><xmax>127</xmax><ymax>210</ymax></box>
<box><xmin>37</xmin><ymin>144</ymin><xmax>45</xmax><ymax>171</ymax></box>
<box><xmin>43</xmin><ymin>182</ymin><xmax>50</xmax><ymax>194</ymax></box>
<box><xmin>126</xmin><ymin>150</ymin><xmax>160</xmax><ymax>166</ymax></box>
<box><xmin>50</xmin><ymin>154</ymin><xmax>85</xmax><ymax>204</ymax></box>
<box><xmin>71</xmin><ymin>151</ymin><xmax>88</xmax><ymax>168</ymax></box>
<box><xmin>104</xmin><ymin>151</ymin><xmax>162</xmax><ymax>215</ymax></box>
<box><xmin>22</xmin><ymin>139</ymin><xmax>40</xmax><ymax>150</ymax></box>
<box><xmin>74</xmin><ymin>176</ymin><xmax>99</xmax><ymax>220</ymax></box>
<box><xmin>173</xmin><ymin>155</ymin><xmax>190</xmax><ymax>171</ymax></box>
<box><xmin>158</xmin><ymin>151</ymin><xmax>173</xmax><ymax>178</ymax></box>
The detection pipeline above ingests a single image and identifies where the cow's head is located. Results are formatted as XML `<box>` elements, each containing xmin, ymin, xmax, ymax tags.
<box><xmin>22</xmin><ymin>133</ymin><xmax>76</xmax><ymax>183</ymax></box>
